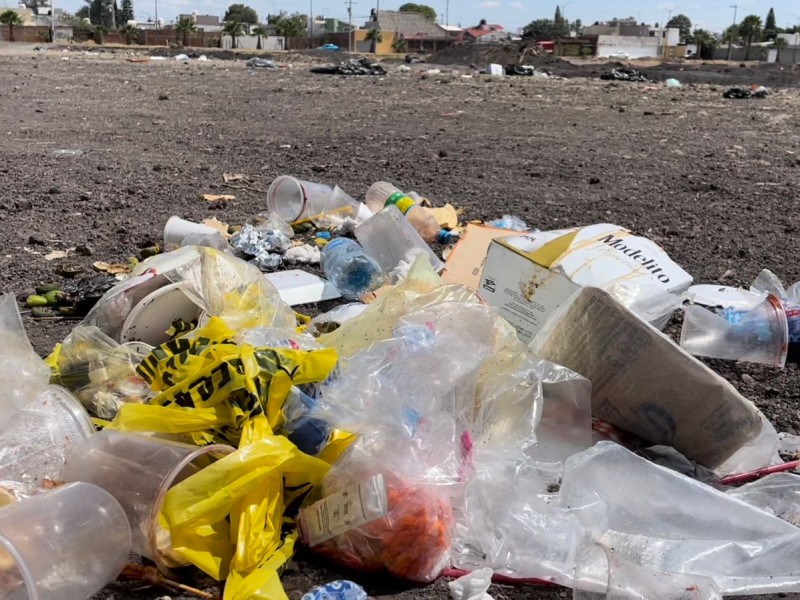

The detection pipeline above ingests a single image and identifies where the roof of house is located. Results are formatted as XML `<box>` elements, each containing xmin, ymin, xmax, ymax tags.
<box><xmin>440</xmin><ymin>25</ymin><xmax>463</xmax><ymax>32</ymax></box>
<box><xmin>464</xmin><ymin>23</ymin><xmax>504</xmax><ymax>38</ymax></box>
<box><xmin>372</xmin><ymin>10</ymin><xmax>449</xmax><ymax>40</ymax></box>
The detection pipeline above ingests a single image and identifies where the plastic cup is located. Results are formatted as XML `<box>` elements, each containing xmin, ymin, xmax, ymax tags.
<box><xmin>573</xmin><ymin>544</ymin><xmax>722</xmax><ymax>599</ymax></box>
<box><xmin>62</xmin><ymin>430</ymin><xmax>234</xmax><ymax>572</ymax></box>
<box><xmin>0</xmin><ymin>482</ymin><xmax>131</xmax><ymax>600</ymax></box>
<box><xmin>266</xmin><ymin>176</ymin><xmax>333</xmax><ymax>223</ymax></box>
<box><xmin>0</xmin><ymin>385</ymin><xmax>94</xmax><ymax>493</ymax></box>
<box><xmin>355</xmin><ymin>205</ymin><xmax>444</xmax><ymax>281</ymax></box>
<box><xmin>312</xmin><ymin>186</ymin><xmax>373</xmax><ymax>229</ymax></box>
<box><xmin>163</xmin><ymin>216</ymin><xmax>218</xmax><ymax>245</ymax></box>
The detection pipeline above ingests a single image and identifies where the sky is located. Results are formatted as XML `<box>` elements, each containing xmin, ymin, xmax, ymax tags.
<box><xmin>18</xmin><ymin>0</ymin><xmax>800</xmax><ymax>33</ymax></box>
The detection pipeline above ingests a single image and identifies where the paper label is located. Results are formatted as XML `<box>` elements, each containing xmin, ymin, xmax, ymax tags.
<box><xmin>301</xmin><ymin>474</ymin><xmax>388</xmax><ymax>547</ymax></box>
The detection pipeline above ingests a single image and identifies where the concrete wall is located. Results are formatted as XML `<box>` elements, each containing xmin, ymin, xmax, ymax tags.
<box><xmin>0</xmin><ymin>25</ymin><xmax>71</xmax><ymax>43</ymax></box>
<box><xmin>597</xmin><ymin>35</ymin><xmax>662</xmax><ymax>58</ymax></box>
<box><xmin>712</xmin><ymin>46</ymin><xmax>770</xmax><ymax>61</ymax></box>
<box><xmin>221</xmin><ymin>35</ymin><xmax>285</xmax><ymax>50</ymax></box>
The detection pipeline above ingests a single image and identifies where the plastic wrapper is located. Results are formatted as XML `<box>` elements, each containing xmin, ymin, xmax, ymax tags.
<box><xmin>84</xmin><ymin>247</ymin><xmax>296</xmax><ymax>340</ymax></box>
<box><xmin>318</xmin><ymin>254</ymin><xmax>480</xmax><ymax>359</ymax></box>
<box><xmin>307</xmin><ymin>303</ymin><xmax>369</xmax><ymax>337</ymax></box>
<box><xmin>726</xmin><ymin>473</ymin><xmax>800</xmax><ymax>527</ymax></box>
<box><xmin>448</xmin><ymin>568</ymin><xmax>494</xmax><ymax>600</ymax></box>
<box><xmin>560</xmin><ymin>442</ymin><xmax>800</xmax><ymax>595</ymax></box>
<box><xmin>52</xmin><ymin>325</ymin><xmax>152</xmax><ymax>418</ymax></box>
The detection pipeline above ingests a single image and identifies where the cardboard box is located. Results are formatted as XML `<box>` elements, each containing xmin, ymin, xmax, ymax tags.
<box><xmin>479</xmin><ymin>223</ymin><xmax>692</xmax><ymax>343</ymax></box>
<box><xmin>530</xmin><ymin>287</ymin><xmax>765</xmax><ymax>469</ymax></box>
<box><xmin>441</xmin><ymin>224</ymin><xmax>514</xmax><ymax>291</ymax></box>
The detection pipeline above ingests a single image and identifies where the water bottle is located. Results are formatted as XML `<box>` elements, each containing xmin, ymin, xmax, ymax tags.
<box><xmin>365</xmin><ymin>182</ymin><xmax>455</xmax><ymax>244</ymax></box>
<box><xmin>322</xmin><ymin>238</ymin><xmax>386</xmax><ymax>301</ymax></box>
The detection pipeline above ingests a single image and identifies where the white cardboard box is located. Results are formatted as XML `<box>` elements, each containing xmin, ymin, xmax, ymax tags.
<box><xmin>487</xmin><ymin>63</ymin><xmax>504</xmax><ymax>76</ymax></box>
<box><xmin>479</xmin><ymin>223</ymin><xmax>692</xmax><ymax>343</ymax></box>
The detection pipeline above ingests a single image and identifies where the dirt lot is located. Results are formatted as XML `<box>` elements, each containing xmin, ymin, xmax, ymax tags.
<box><xmin>1</xmin><ymin>46</ymin><xmax>800</xmax><ymax>600</ymax></box>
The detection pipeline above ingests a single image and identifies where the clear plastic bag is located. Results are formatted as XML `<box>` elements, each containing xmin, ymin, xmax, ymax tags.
<box><xmin>726</xmin><ymin>473</ymin><xmax>800</xmax><ymax>527</ymax></box>
<box><xmin>53</xmin><ymin>325</ymin><xmax>152</xmax><ymax>418</ymax></box>
<box><xmin>0</xmin><ymin>294</ymin><xmax>52</xmax><ymax>413</ymax></box>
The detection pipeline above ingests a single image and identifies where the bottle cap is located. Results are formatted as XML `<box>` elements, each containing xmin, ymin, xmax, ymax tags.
<box><xmin>392</xmin><ymin>197</ymin><xmax>417</xmax><ymax>215</ymax></box>
<box><xmin>384</xmin><ymin>191</ymin><xmax>406</xmax><ymax>207</ymax></box>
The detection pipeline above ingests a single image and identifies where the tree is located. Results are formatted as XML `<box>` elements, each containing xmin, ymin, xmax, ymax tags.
<box><xmin>0</xmin><ymin>10</ymin><xmax>23</xmax><ymax>42</ymax></box>
<box><xmin>773</xmin><ymin>35</ymin><xmax>788</xmax><ymax>60</ymax></box>
<box><xmin>365</xmin><ymin>27</ymin><xmax>382</xmax><ymax>53</ymax></box>
<box><xmin>121</xmin><ymin>22</ymin><xmax>137</xmax><ymax>43</ymax></box>
<box><xmin>398</xmin><ymin>3</ymin><xmax>436</xmax><ymax>22</ymax></box>
<box><xmin>95</xmin><ymin>23</ymin><xmax>108</xmax><ymax>42</ymax></box>
<box><xmin>764</xmin><ymin>8</ymin><xmax>778</xmax><ymax>40</ymax></box>
<box><xmin>75</xmin><ymin>6</ymin><xmax>90</xmax><ymax>19</ymax></box>
<box><xmin>522</xmin><ymin>18</ymin><xmax>556</xmax><ymax>41</ymax></box>
<box><xmin>223</xmin><ymin>4</ymin><xmax>257</xmax><ymax>25</ymax></box>
<box><xmin>572</xmin><ymin>19</ymin><xmax>583</xmax><ymax>36</ymax></box>
<box><xmin>252</xmin><ymin>23</ymin><xmax>267</xmax><ymax>49</ymax></box>
<box><xmin>724</xmin><ymin>24</ymin><xmax>739</xmax><ymax>45</ymax></box>
<box><xmin>690</xmin><ymin>28</ymin><xmax>716</xmax><ymax>59</ymax></box>
<box><xmin>17</xmin><ymin>0</ymin><xmax>48</xmax><ymax>12</ymax></box>
<box><xmin>174</xmin><ymin>16</ymin><xmax>196</xmax><ymax>46</ymax></box>
<box><xmin>120</xmin><ymin>0</ymin><xmax>133</xmax><ymax>24</ymax></box>
<box><xmin>268</xmin><ymin>12</ymin><xmax>306</xmax><ymax>38</ymax></box>
<box><xmin>391</xmin><ymin>36</ymin><xmax>407</xmax><ymax>52</ymax></box>
<box><xmin>739</xmin><ymin>15</ymin><xmax>763</xmax><ymax>59</ymax></box>
<box><xmin>223</xmin><ymin>19</ymin><xmax>245</xmax><ymax>48</ymax></box>
<box><xmin>554</xmin><ymin>6</ymin><xmax>568</xmax><ymax>37</ymax></box>
<box><xmin>666</xmin><ymin>14</ymin><xmax>692</xmax><ymax>42</ymax></box>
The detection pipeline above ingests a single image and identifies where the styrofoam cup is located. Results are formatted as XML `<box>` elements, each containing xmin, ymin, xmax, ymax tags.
<box><xmin>164</xmin><ymin>216</ymin><xmax>218</xmax><ymax>245</ymax></box>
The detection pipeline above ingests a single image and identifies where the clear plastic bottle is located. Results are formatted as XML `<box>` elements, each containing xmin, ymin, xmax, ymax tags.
<box><xmin>365</xmin><ymin>182</ymin><xmax>455</xmax><ymax>244</ymax></box>
<box><xmin>322</xmin><ymin>238</ymin><xmax>386</xmax><ymax>301</ymax></box>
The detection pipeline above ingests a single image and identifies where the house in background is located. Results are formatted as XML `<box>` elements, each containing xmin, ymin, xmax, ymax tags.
<box><xmin>177</xmin><ymin>12</ymin><xmax>223</xmax><ymax>32</ymax></box>
<box><xmin>584</xmin><ymin>18</ymin><xmax>648</xmax><ymax>38</ymax></box>
<box><xmin>463</xmin><ymin>19</ymin><xmax>506</xmax><ymax>43</ymax></box>
<box><xmin>362</xmin><ymin>10</ymin><xmax>451</xmax><ymax>54</ymax></box>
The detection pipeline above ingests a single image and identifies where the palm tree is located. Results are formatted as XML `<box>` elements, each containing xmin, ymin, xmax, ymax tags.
<box><xmin>365</xmin><ymin>27</ymin><xmax>382</xmax><ymax>54</ymax></box>
<box><xmin>252</xmin><ymin>23</ymin><xmax>267</xmax><ymax>50</ymax></box>
<box><xmin>223</xmin><ymin>19</ymin><xmax>244</xmax><ymax>49</ymax></box>
<box><xmin>391</xmin><ymin>36</ymin><xmax>407</xmax><ymax>53</ymax></box>
<box><xmin>121</xmin><ymin>22</ymin><xmax>138</xmax><ymax>44</ymax></box>
<box><xmin>174</xmin><ymin>16</ymin><xmax>196</xmax><ymax>47</ymax></box>
<box><xmin>690</xmin><ymin>28</ymin><xmax>716</xmax><ymax>60</ymax></box>
<box><xmin>773</xmin><ymin>36</ymin><xmax>788</xmax><ymax>62</ymax></box>
<box><xmin>0</xmin><ymin>10</ymin><xmax>24</xmax><ymax>42</ymax></box>
<box><xmin>739</xmin><ymin>15</ymin><xmax>763</xmax><ymax>60</ymax></box>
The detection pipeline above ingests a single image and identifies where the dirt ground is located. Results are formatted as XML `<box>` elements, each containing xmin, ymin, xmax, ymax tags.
<box><xmin>1</xmin><ymin>45</ymin><xmax>800</xmax><ymax>599</ymax></box>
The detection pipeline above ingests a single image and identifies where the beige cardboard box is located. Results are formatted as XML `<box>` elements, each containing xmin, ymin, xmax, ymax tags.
<box><xmin>530</xmin><ymin>287</ymin><xmax>766</xmax><ymax>469</ymax></box>
<box><xmin>441</xmin><ymin>224</ymin><xmax>515</xmax><ymax>291</ymax></box>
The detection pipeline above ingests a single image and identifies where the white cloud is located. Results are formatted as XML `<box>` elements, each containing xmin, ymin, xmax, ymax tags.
<box><xmin>478</xmin><ymin>1</ymin><xmax>501</xmax><ymax>8</ymax></box>
<box><xmin>510</xmin><ymin>1</ymin><xmax>523</xmax><ymax>7</ymax></box>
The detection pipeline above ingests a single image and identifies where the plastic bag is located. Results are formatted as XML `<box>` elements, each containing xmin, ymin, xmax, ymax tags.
<box><xmin>0</xmin><ymin>294</ymin><xmax>51</xmax><ymax>413</ymax></box>
<box><xmin>52</xmin><ymin>325</ymin><xmax>152</xmax><ymax>418</ymax></box>
<box><xmin>301</xmin><ymin>439</ymin><xmax>454</xmax><ymax>583</ymax></box>
<box><xmin>726</xmin><ymin>473</ymin><xmax>800</xmax><ymax>527</ymax></box>
<box><xmin>448</xmin><ymin>568</ymin><xmax>494</xmax><ymax>600</ymax></box>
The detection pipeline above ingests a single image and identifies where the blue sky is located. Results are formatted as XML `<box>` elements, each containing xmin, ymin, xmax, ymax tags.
<box><xmin>33</xmin><ymin>0</ymin><xmax>800</xmax><ymax>32</ymax></box>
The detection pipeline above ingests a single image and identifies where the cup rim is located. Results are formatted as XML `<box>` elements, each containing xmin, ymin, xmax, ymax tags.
<box><xmin>0</xmin><ymin>533</ymin><xmax>37</xmax><ymax>600</ymax></box>
<box><xmin>148</xmin><ymin>443</ymin><xmax>235</xmax><ymax>574</ymax></box>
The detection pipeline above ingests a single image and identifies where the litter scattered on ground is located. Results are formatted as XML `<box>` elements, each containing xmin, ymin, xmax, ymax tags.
<box><xmin>311</xmin><ymin>58</ymin><xmax>387</xmax><ymax>76</ymax></box>
<box><xmin>724</xmin><ymin>86</ymin><xmax>769</xmax><ymax>99</ymax></box>
<box><xmin>665</xmin><ymin>78</ymin><xmax>682</xmax><ymax>88</ymax></box>
<box><xmin>505</xmin><ymin>64</ymin><xmax>535</xmax><ymax>76</ymax></box>
<box><xmin>245</xmin><ymin>58</ymin><xmax>278</xmax><ymax>69</ymax></box>
<box><xmin>600</xmin><ymin>67</ymin><xmax>652</xmax><ymax>82</ymax></box>
<box><xmin>5</xmin><ymin>171</ymin><xmax>800</xmax><ymax>600</ymax></box>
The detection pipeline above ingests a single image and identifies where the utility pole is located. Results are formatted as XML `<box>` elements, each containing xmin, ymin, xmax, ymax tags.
<box><xmin>50</xmin><ymin>0</ymin><xmax>55</xmax><ymax>42</ymax></box>
<box><xmin>345</xmin><ymin>0</ymin><xmax>355</xmax><ymax>52</ymax></box>
<box><xmin>727</xmin><ymin>4</ymin><xmax>738</xmax><ymax>61</ymax></box>
<box><xmin>309</xmin><ymin>0</ymin><xmax>313</xmax><ymax>48</ymax></box>
<box><xmin>154</xmin><ymin>0</ymin><xmax>157</xmax><ymax>28</ymax></box>
<box><xmin>445</xmin><ymin>0</ymin><xmax>448</xmax><ymax>26</ymax></box>
<box><xmin>663</xmin><ymin>9</ymin><xmax>672</xmax><ymax>58</ymax></box>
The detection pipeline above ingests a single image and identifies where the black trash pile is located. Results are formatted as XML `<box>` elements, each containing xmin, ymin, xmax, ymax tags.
<box><xmin>600</xmin><ymin>67</ymin><xmax>652</xmax><ymax>82</ymax></box>
<box><xmin>723</xmin><ymin>86</ymin><xmax>769</xmax><ymax>99</ymax></box>
<box><xmin>311</xmin><ymin>57</ymin><xmax>388</xmax><ymax>76</ymax></box>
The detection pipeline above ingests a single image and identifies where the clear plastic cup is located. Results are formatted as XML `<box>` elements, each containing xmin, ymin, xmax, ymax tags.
<box><xmin>573</xmin><ymin>544</ymin><xmax>722</xmax><ymax>599</ymax></box>
<box><xmin>62</xmin><ymin>430</ymin><xmax>233</xmax><ymax>572</ymax></box>
<box><xmin>0</xmin><ymin>481</ymin><xmax>131</xmax><ymax>600</ymax></box>
<box><xmin>680</xmin><ymin>294</ymin><xmax>789</xmax><ymax>368</ymax></box>
<box><xmin>312</xmin><ymin>186</ymin><xmax>373</xmax><ymax>229</ymax></box>
<box><xmin>0</xmin><ymin>385</ymin><xmax>94</xmax><ymax>494</ymax></box>
<box><xmin>163</xmin><ymin>216</ymin><xmax>219</xmax><ymax>245</ymax></box>
<box><xmin>266</xmin><ymin>175</ymin><xmax>333</xmax><ymax>223</ymax></box>
<box><xmin>355</xmin><ymin>205</ymin><xmax>444</xmax><ymax>281</ymax></box>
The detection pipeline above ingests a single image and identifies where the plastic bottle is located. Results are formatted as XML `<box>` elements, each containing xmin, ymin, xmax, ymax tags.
<box><xmin>322</xmin><ymin>238</ymin><xmax>386</xmax><ymax>301</ymax></box>
<box><xmin>365</xmin><ymin>182</ymin><xmax>456</xmax><ymax>244</ymax></box>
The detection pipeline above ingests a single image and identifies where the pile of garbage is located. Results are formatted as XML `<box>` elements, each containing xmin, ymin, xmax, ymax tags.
<box><xmin>311</xmin><ymin>58</ymin><xmax>388</xmax><ymax>76</ymax></box>
<box><xmin>600</xmin><ymin>67</ymin><xmax>652</xmax><ymax>82</ymax></box>
<box><xmin>5</xmin><ymin>174</ymin><xmax>800</xmax><ymax>600</ymax></box>
<box><xmin>723</xmin><ymin>85</ymin><xmax>769</xmax><ymax>99</ymax></box>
